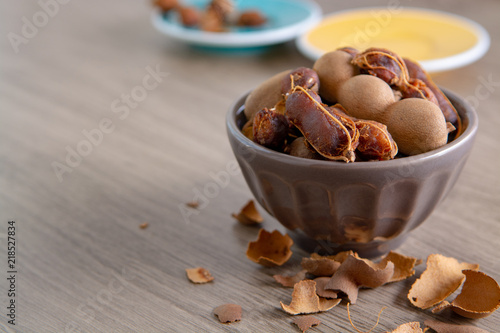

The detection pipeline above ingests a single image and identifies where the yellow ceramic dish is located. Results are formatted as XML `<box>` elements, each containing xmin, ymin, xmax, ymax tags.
<box><xmin>296</xmin><ymin>7</ymin><xmax>489</xmax><ymax>72</ymax></box>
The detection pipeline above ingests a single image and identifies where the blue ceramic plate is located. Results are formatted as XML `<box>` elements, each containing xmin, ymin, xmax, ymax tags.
<box><xmin>151</xmin><ymin>0</ymin><xmax>322</xmax><ymax>48</ymax></box>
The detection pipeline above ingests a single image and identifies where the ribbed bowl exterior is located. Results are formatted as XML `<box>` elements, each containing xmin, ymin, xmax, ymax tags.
<box><xmin>227</xmin><ymin>89</ymin><xmax>477</xmax><ymax>257</ymax></box>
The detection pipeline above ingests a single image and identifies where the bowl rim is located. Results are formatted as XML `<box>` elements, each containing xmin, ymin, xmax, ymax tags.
<box><xmin>226</xmin><ymin>87</ymin><xmax>478</xmax><ymax>169</ymax></box>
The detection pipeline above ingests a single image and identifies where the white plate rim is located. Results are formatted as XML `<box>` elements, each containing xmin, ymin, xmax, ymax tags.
<box><xmin>296</xmin><ymin>7</ymin><xmax>490</xmax><ymax>73</ymax></box>
<box><xmin>151</xmin><ymin>0</ymin><xmax>322</xmax><ymax>48</ymax></box>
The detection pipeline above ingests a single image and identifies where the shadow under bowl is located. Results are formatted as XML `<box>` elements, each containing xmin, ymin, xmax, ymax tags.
<box><xmin>226</xmin><ymin>88</ymin><xmax>478</xmax><ymax>257</ymax></box>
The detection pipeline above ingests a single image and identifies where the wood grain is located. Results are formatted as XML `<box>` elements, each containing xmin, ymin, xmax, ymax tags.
<box><xmin>1</xmin><ymin>0</ymin><xmax>499</xmax><ymax>332</ymax></box>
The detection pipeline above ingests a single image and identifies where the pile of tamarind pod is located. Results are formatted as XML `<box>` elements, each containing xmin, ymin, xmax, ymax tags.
<box><xmin>154</xmin><ymin>0</ymin><xmax>266</xmax><ymax>32</ymax></box>
<box><xmin>242</xmin><ymin>47</ymin><xmax>461</xmax><ymax>162</ymax></box>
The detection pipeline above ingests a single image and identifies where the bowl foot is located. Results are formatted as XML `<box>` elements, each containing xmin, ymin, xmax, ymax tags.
<box><xmin>289</xmin><ymin>230</ymin><xmax>410</xmax><ymax>258</ymax></box>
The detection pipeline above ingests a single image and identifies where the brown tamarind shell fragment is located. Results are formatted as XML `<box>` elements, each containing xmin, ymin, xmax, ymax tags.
<box><xmin>285</xmin><ymin>87</ymin><xmax>356</xmax><ymax>162</ymax></box>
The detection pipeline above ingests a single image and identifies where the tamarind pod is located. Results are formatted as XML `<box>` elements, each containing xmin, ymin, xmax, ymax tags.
<box><xmin>281</xmin><ymin>67</ymin><xmax>319</xmax><ymax>96</ymax></box>
<box><xmin>329</xmin><ymin>103</ymin><xmax>397</xmax><ymax>161</ymax></box>
<box><xmin>324</xmin><ymin>103</ymin><xmax>360</xmax><ymax>152</ymax></box>
<box><xmin>253</xmin><ymin>108</ymin><xmax>289</xmax><ymax>151</ymax></box>
<box><xmin>400</xmin><ymin>78</ymin><xmax>440</xmax><ymax>106</ymax></box>
<box><xmin>285</xmin><ymin>87</ymin><xmax>355</xmax><ymax>162</ymax></box>
<box><xmin>404</xmin><ymin>58</ymin><xmax>462</xmax><ymax>137</ymax></box>
<box><xmin>354</xmin><ymin>119</ymin><xmax>398</xmax><ymax>161</ymax></box>
<box><xmin>352</xmin><ymin>47</ymin><xmax>409</xmax><ymax>86</ymax></box>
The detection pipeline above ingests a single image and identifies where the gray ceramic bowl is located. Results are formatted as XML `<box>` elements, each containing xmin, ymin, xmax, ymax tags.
<box><xmin>226</xmin><ymin>88</ymin><xmax>478</xmax><ymax>257</ymax></box>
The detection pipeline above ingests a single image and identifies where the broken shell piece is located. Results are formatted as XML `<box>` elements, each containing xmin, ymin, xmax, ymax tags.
<box><xmin>213</xmin><ymin>303</ymin><xmax>242</xmax><ymax>323</ymax></box>
<box><xmin>389</xmin><ymin>322</ymin><xmax>423</xmax><ymax>333</ymax></box>
<box><xmin>314</xmin><ymin>277</ymin><xmax>338</xmax><ymax>299</ymax></box>
<box><xmin>325</xmin><ymin>254</ymin><xmax>394</xmax><ymax>304</ymax></box>
<box><xmin>186</xmin><ymin>267</ymin><xmax>214</xmax><ymax>284</ymax></box>
<box><xmin>407</xmin><ymin>254</ymin><xmax>479</xmax><ymax>309</ymax></box>
<box><xmin>292</xmin><ymin>315</ymin><xmax>321</xmax><ymax>332</ymax></box>
<box><xmin>232</xmin><ymin>200</ymin><xmax>263</xmax><ymax>225</ymax></box>
<box><xmin>301</xmin><ymin>251</ymin><xmax>354</xmax><ymax>277</ymax></box>
<box><xmin>280</xmin><ymin>280</ymin><xmax>340</xmax><ymax>315</ymax></box>
<box><xmin>432</xmin><ymin>270</ymin><xmax>500</xmax><ymax>319</ymax></box>
<box><xmin>301</xmin><ymin>256</ymin><xmax>341</xmax><ymax>277</ymax></box>
<box><xmin>312</xmin><ymin>251</ymin><xmax>354</xmax><ymax>262</ymax></box>
<box><xmin>246</xmin><ymin>229</ymin><xmax>293</xmax><ymax>267</ymax></box>
<box><xmin>380</xmin><ymin>251</ymin><xmax>421</xmax><ymax>283</ymax></box>
<box><xmin>273</xmin><ymin>270</ymin><xmax>307</xmax><ymax>288</ymax></box>
<box><xmin>424</xmin><ymin>319</ymin><xmax>490</xmax><ymax>333</ymax></box>
<box><xmin>431</xmin><ymin>300</ymin><xmax>451</xmax><ymax>314</ymax></box>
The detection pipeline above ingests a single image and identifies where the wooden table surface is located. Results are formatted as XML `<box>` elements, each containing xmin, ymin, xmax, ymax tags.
<box><xmin>1</xmin><ymin>0</ymin><xmax>499</xmax><ymax>332</ymax></box>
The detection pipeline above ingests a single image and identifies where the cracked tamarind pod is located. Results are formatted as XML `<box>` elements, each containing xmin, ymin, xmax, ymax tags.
<box><xmin>355</xmin><ymin>119</ymin><xmax>398</xmax><ymax>161</ymax></box>
<box><xmin>324</xmin><ymin>104</ymin><xmax>360</xmax><ymax>152</ymax></box>
<box><xmin>400</xmin><ymin>78</ymin><xmax>440</xmax><ymax>106</ymax></box>
<box><xmin>352</xmin><ymin>48</ymin><xmax>441</xmax><ymax>108</ymax></box>
<box><xmin>352</xmin><ymin>47</ymin><xmax>410</xmax><ymax>87</ymax></box>
<box><xmin>285</xmin><ymin>87</ymin><xmax>357</xmax><ymax>162</ymax></box>
<box><xmin>354</xmin><ymin>118</ymin><xmax>398</xmax><ymax>161</ymax></box>
<box><xmin>252</xmin><ymin>108</ymin><xmax>289</xmax><ymax>151</ymax></box>
<box><xmin>281</xmin><ymin>67</ymin><xmax>319</xmax><ymax>97</ymax></box>
<box><xmin>404</xmin><ymin>57</ymin><xmax>462</xmax><ymax>138</ymax></box>
<box><xmin>331</xmin><ymin>104</ymin><xmax>398</xmax><ymax>160</ymax></box>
